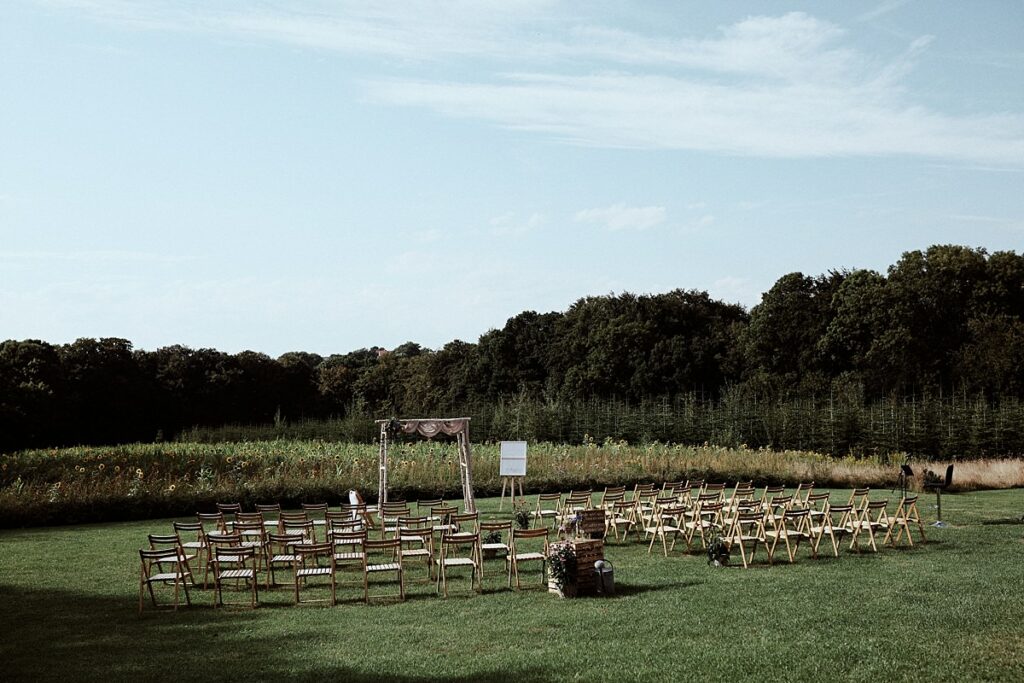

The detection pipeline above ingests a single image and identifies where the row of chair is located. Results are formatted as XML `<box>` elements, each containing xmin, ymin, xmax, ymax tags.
<box><xmin>138</xmin><ymin>515</ymin><xmax>552</xmax><ymax>613</ymax></box>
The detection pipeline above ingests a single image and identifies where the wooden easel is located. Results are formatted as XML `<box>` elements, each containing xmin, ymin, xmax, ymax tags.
<box><xmin>499</xmin><ymin>476</ymin><xmax>525</xmax><ymax>511</ymax></box>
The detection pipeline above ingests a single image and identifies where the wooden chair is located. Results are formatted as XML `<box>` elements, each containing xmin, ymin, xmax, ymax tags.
<box><xmin>172</xmin><ymin>522</ymin><xmax>207</xmax><ymax>586</ymax></box>
<box><xmin>255</xmin><ymin>503</ymin><xmax>282</xmax><ymax>531</ymax></box>
<box><xmin>139</xmin><ymin>548</ymin><xmax>191</xmax><ymax>614</ymax></box>
<box><xmin>341</xmin><ymin>502</ymin><xmax>374</xmax><ymax>530</ymax></box>
<box><xmin>417</xmin><ymin>498</ymin><xmax>444</xmax><ymax>519</ymax></box>
<box><xmin>702</xmin><ymin>483</ymin><xmax>727</xmax><ymax>501</ymax></box>
<box><xmin>794</xmin><ymin>482</ymin><xmax>815</xmax><ymax>505</ymax></box>
<box><xmin>280</xmin><ymin>516</ymin><xmax>315</xmax><ymax>543</ymax></box>
<box><xmin>363</xmin><ymin>538</ymin><xmax>404</xmax><ymax>603</ymax></box>
<box><xmin>450</xmin><ymin>511</ymin><xmax>480</xmax><ymax>534</ymax></box>
<box><xmin>507</xmin><ymin>527</ymin><xmax>549</xmax><ymax>589</ymax></box>
<box><xmin>850</xmin><ymin>500</ymin><xmax>891</xmax><ymax>553</ymax></box>
<box><xmin>608</xmin><ymin>500</ymin><xmax>639</xmax><ymax>542</ymax></box>
<box><xmin>398</xmin><ymin>527</ymin><xmax>435</xmax><ymax>581</ymax></box>
<box><xmin>765</xmin><ymin>507</ymin><xmax>811</xmax><ymax>564</ymax></box>
<box><xmin>684</xmin><ymin>500</ymin><xmax>724</xmax><ymax>550</ymax></box>
<box><xmin>204</xmin><ymin>532</ymin><xmax>242</xmax><ymax>590</ymax></box>
<box><xmin>848</xmin><ymin>487</ymin><xmax>871</xmax><ymax>510</ymax></box>
<box><xmin>661</xmin><ymin>481</ymin><xmax>685</xmax><ymax>496</ymax></box>
<box><xmin>811</xmin><ymin>503</ymin><xmax>855</xmax><ymax>557</ymax></box>
<box><xmin>197</xmin><ymin>511</ymin><xmax>228</xmax><ymax>535</ymax></box>
<box><xmin>292</xmin><ymin>542</ymin><xmax>335</xmax><ymax>605</ymax></box>
<box><xmin>727</xmin><ymin>510</ymin><xmax>767</xmax><ymax>568</ymax></box>
<box><xmin>216</xmin><ymin>502</ymin><xmax>242</xmax><ymax>525</ymax></box>
<box><xmin>598</xmin><ymin>487</ymin><xmax>626</xmax><ymax>512</ymax></box>
<box><xmin>212</xmin><ymin>544</ymin><xmax>259</xmax><ymax>608</ymax></box>
<box><xmin>232</xmin><ymin>520</ymin><xmax>268</xmax><ymax>571</ymax></box>
<box><xmin>436</xmin><ymin>532</ymin><xmax>481</xmax><ymax>597</ymax></box>
<box><xmin>647</xmin><ymin>504</ymin><xmax>687</xmax><ymax>557</ymax></box>
<box><xmin>301</xmin><ymin>503</ymin><xmax>330</xmax><ymax>540</ymax></box>
<box><xmin>479</xmin><ymin>520</ymin><xmax>512</xmax><ymax>581</ymax></box>
<box><xmin>330</xmin><ymin>529</ymin><xmax>368</xmax><ymax>595</ymax></box>
<box><xmin>147</xmin><ymin>533</ymin><xmax>196</xmax><ymax>585</ymax></box>
<box><xmin>759</xmin><ymin>485</ymin><xmax>785</xmax><ymax>507</ymax></box>
<box><xmin>430</xmin><ymin>505</ymin><xmax>459</xmax><ymax>536</ymax></box>
<box><xmin>266</xmin><ymin>532</ymin><xmax>303</xmax><ymax>590</ymax></box>
<box><xmin>885</xmin><ymin>495</ymin><xmax>927</xmax><ymax>547</ymax></box>
<box><xmin>380</xmin><ymin>502</ymin><xmax>411</xmax><ymax>538</ymax></box>
<box><xmin>533</xmin><ymin>493</ymin><xmax>562</xmax><ymax>528</ymax></box>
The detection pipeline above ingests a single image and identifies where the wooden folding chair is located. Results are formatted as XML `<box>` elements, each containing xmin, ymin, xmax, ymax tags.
<box><xmin>885</xmin><ymin>495</ymin><xmax>927</xmax><ymax>547</ymax></box>
<box><xmin>212</xmin><ymin>544</ymin><xmax>259</xmax><ymax>608</ymax></box>
<box><xmin>301</xmin><ymin>503</ymin><xmax>330</xmax><ymax>540</ymax></box>
<box><xmin>534</xmin><ymin>493</ymin><xmax>563</xmax><ymax>528</ymax></box>
<box><xmin>850</xmin><ymin>500</ymin><xmax>891</xmax><ymax>553</ymax></box>
<box><xmin>398</xmin><ymin>527</ymin><xmax>434</xmax><ymax>582</ymax></box>
<box><xmin>380</xmin><ymin>501</ymin><xmax>411</xmax><ymax>538</ymax></box>
<box><xmin>232</xmin><ymin>520</ymin><xmax>268</xmax><ymax>571</ymax></box>
<box><xmin>647</xmin><ymin>504</ymin><xmax>687</xmax><ymax>556</ymax></box>
<box><xmin>811</xmin><ymin>503</ymin><xmax>854</xmax><ymax>557</ymax></box>
<box><xmin>139</xmin><ymin>547</ymin><xmax>191</xmax><ymax>614</ymax></box>
<box><xmin>702</xmin><ymin>483</ymin><xmax>727</xmax><ymax>501</ymax></box>
<box><xmin>661</xmin><ymin>481</ymin><xmax>685</xmax><ymax>496</ymax></box>
<box><xmin>450</xmin><ymin>511</ymin><xmax>480</xmax><ymax>534</ymax></box>
<box><xmin>430</xmin><ymin>505</ymin><xmax>459</xmax><ymax>536</ymax></box>
<box><xmin>363</xmin><ymin>538</ymin><xmax>404</xmax><ymax>603</ymax></box>
<box><xmin>266</xmin><ymin>532</ymin><xmax>303</xmax><ymax>589</ymax></box>
<box><xmin>728</xmin><ymin>509</ymin><xmax>767</xmax><ymax>568</ymax></box>
<box><xmin>684</xmin><ymin>500</ymin><xmax>724</xmax><ymax>550</ymax></box>
<box><xmin>329</xmin><ymin>529</ymin><xmax>367</xmax><ymax>595</ymax></box>
<box><xmin>292</xmin><ymin>542</ymin><xmax>335</xmax><ymax>605</ymax></box>
<box><xmin>436</xmin><ymin>532</ymin><xmax>481</xmax><ymax>597</ymax></box>
<box><xmin>632</xmin><ymin>489</ymin><xmax>660</xmax><ymax>528</ymax></box>
<box><xmin>417</xmin><ymin>498</ymin><xmax>444</xmax><ymax>519</ymax></box>
<box><xmin>280</xmin><ymin>516</ymin><xmax>315</xmax><ymax>543</ymax></box>
<box><xmin>172</xmin><ymin>522</ymin><xmax>207</xmax><ymax>586</ymax></box>
<box><xmin>147</xmin><ymin>534</ymin><xmax>196</xmax><ymax>586</ymax></box>
<box><xmin>507</xmin><ymin>528</ymin><xmax>549</xmax><ymax>589</ymax></box>
<box><xmin>216</xmin><ymin>502</ymin><xmax>241</xmax><ymax>527</ymax></box>
<box><xmin>255</xmin><ymin>503</ymin><xmax>282</xmax><ymax>531</ymax></box>
<box><xmin>759</xmin><ymin>485</ymin><xmax>785</xmax><ymax>508</ymax></box>
<box><xmin>847</xmin><ymin>487</ymin><xmax>871</xmax><ymax>509</ymax></box>
<box><xmin>599</xmin><ymin>486</ymin><xmax>627</xmax><ymax>509</ymax></box>
<box><xmin>608</xmin><ymin>500</ymin><xmax>639</xmax><ymax>542</ymax></box>
<box><xmin>765</xmin><ymin>508</ymin><xmax>811</xmax><ymax>564</ymax></box>
<box><xmin>793</xmin><ymin>482</ymin><xmax>815</xmax><ymax>506</ymax></box>
<box><xmin>197</xmin><ymin>511</ymin><xmax>228</xmax><ymax>535</ymax></box>
<box><xmin>479</xmin><ymin>520</ymin><xmax>512</xmax><ymax>581</ymax></box>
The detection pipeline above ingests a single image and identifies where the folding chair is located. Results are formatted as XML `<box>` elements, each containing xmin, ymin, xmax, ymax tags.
<box><xmin>632</xmin><ymin>489</ymin><xmax>660</xmax><ymax>528</ymax></box>
<box><xmin>647</xmin><ymin>504</ymin><xmax>687</xmax><ymax>557</ymax></box>
<box><xmin>661</xmin><ymin>481</ymin><xmax>685</xmax><ymax>496</ymax></box>
<box><xmin>266</xmin><ymin>532</ymin><xmax>303</xmax><ymax>589</ymax></box>
<box><xmin>684</xmin><ymin>500</ymin><xmax>724</xmax><ymax>550</ymax></box>
<box><xmin>450</xmin><ymin>511</ymin><xmax>480</xmax><ymax>534</ymax></box>
<box><xmin>232</xmin><ymin>520</ymin><xmax>268</xmax><ymax>571</ymax></box>
<box><xmin>765</xmin><ymin>508</ymin><xmax>811</xmax><ymax>564</ymax></box>
<box><xmin>793</xmin><ymin>482</ymin><xmax>815</xmax><ymax>506</ymax></box>
<box><xmin>759</xmin><ymin>485</ymin><xmax>785</xmax><ymax>508</ymax></box>
<box><xmin>533</xmin><ymin>493</ymin><xmax>562</xmax><ymax>528</ymax></box>
<box><xmin>430</xmin><ymin>505</ymin><xmax>459</xmax><ymax>536</ymax></box>
<box><xmin>417</xmin><ymin>498</ymin><xmax>444</xmax><ymax>520</ymax></box>
<box><xmin>728</xmin><ymin>510</ymin><xmax>767</xmax><ymax>568</ymax></box>
<box><xmin>380</xmin><ymin>502</ymin><xmax>411</xmax><ymax>538</ymax></box>
<box><xmin>147</xmin><ymin>534</ymin><xmax>196</xmax><ymax>585</ymax></box>
<box><xmin>212</xmin><ymin>545</ymin><xmax>259</xmax><ymax>608</ymax></box>
<box><xmin>281</xmin><ymin>516</ymin><xmax>315</xmax><ymax>544</ymax></box>
<box><xmin>850</xmin><ymin>500</ymin><xmax>891</xmax><ymax>553</ymax></box>
<box><xmin>507</xmin><ymin>527</ymin><xmax>550</xmax><ymax>589</ymax></box>
<box><xmin>599</xmin><ymin>487</ymin><xmax>626</xmax><ymax>511</ymax></box>
<box><xmin>847</xmin><ymin>487</ymin><xmax>871</xmax><ymax>510</ymax></box>
<box><xmin>172</xmin><ymin>522</ymin><xmax>207</xmax><ymax>586</ymax></box>
<box><xmin>216</xmin><ymin>502</ymin><xmax>241</xmax><ymax>526</ymax></box>
<box><xmin>292</xmin><ymin>542</ymin><xmax>335</xmax><ymax>605</ymax></box>
<box><xmin>329</xmin><ymin>529</ymin><xmax>368</xmax><ymax>595</ymax></box>
<box><xmin>436</xmin><ymin>532</ymin><xmax>481</xmax><ymax>597</ymax></box>
<box><xmin>885</xmin><ymin>495</ymin><xmax>927</xmax><ymax>547</ymax></box>
<box><xmin>479</xmin><ymin>520</ymin><xmax>512</xmax><ymax>581</ymax></box>
<box><xmin>811</xmin><ymin>503</ymin><xmax>854</xmax><ymax>558</ymax></box>
<box><xmin>139</xmin><ymin>548</ymin><xmax>191</xmax><ymax>614</ymax></box>
<box><xmin>255</xmin><ymin>503</ymin><xmax>282</xmax><ymax>532</ymax></box>
<box><xmin>197</xmin><ymin>511</ymin><xmax>228</xmax><ymax>535</ymax></box>
<box><xmin>398</xmin><ymin>527</ymin><xmax>435</xmax><ymax>582</ymax></box>
<box><xmin>608</xmin><ymin>500</ymin><xmax>639</xmax><ymax>542</ymax></box>
<box><xmin>702</xmin><ymin>483</ymin><xmax>727</xmax><ymax>501</ymax></box>
<box><xmin>363</xmin><ymin>538</ymin><xmax>404</xmax><ymax>603</ymax></box>
<box><xmin>301</xmin><ymin>503</ymin><xmax>330</xmax><ymax>540</ymax></box>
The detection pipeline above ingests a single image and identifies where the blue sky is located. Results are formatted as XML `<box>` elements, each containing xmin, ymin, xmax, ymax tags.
<box><xmin>2</xmin><ymin>1</ymin><xmax>1023</xmax><ymax>357</ymax></box>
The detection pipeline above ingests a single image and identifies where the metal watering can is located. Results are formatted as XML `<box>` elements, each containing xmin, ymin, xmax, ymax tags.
<box><xmin>594</xmin><ymin>559</ymin><xmax>615</xmax><ymax>596</ymax></box>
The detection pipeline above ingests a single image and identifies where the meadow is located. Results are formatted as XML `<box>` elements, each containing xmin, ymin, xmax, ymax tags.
<box><xmin>0</xmin><ymin>488</ymin><xmax>1022</xmax><ymax>682</ymax></box>
<box><xmin>5</xmin><ymin>439</ymin><xmax>1024</xmax><ymax>527</ymax></box>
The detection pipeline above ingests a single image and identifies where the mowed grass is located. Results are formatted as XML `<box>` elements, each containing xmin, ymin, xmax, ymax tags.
<box><xmin>1</xmin><ymin>488</ymin><xmax>1022</xmax><ymax>682</ymax></box>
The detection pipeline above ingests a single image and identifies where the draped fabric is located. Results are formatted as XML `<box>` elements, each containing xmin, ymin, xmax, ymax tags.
<box><xmin>399</xmin><ymin>418</ymin><xmax>469</xmax><ymax>438</ymax></box>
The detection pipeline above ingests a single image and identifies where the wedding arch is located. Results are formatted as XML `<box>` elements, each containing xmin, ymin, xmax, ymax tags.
<box><xmin>375</xmin><ymin>417</ymin><xmax>477</xmax><ymax>513</ymax></box>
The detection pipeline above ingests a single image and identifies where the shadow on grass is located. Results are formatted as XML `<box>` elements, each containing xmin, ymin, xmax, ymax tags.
<box><xmin>980</xmin><ymin>517</ymin><xmax>1024</xmax><ymax>526</ymax></box>
<box><xmin>0</xmin><ymin>584</ymin><xmax>553</xmax><ymax>683</ymax></box>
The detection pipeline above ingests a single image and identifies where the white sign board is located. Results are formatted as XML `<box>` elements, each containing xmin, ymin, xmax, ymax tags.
<box><xmin>499</xmin><ymin>440</ymin><xmax>528</xmax><ymax>477</ymax></box>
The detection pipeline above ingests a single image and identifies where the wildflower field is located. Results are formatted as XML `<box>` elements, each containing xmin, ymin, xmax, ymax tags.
<box><xmin>3</xmin><ymin>439</ymin><xmax>1022</xmax><ymax>527</ymax></box>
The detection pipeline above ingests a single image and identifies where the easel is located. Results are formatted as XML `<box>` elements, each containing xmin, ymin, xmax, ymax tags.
<box><xmin>499</xmin><ymin>476</ymin><xmax>525</xmax><ymax>511</ymax></box>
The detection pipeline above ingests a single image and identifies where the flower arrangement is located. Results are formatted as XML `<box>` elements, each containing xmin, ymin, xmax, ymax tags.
<box><xmin>513</xmin><ymin>504</ymin><xmax>532</xmax><ymax>530</ymax></box>
<box><xmin>706</xmin><ymin>532</ymin><xmax>731</xmax><ymax>567</ymax></box>
<box><xmin>558</xmin><ymin>512</ymin><xmax>581</xmax><ymax>539</ymax></box>
<box><xmin>548</xmin><ymin>542</ymin><xmax>577</xmax><ymax>593</ymax></box>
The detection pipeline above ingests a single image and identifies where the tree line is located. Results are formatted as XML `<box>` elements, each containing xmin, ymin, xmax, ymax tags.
<box><xmin>2</xmin><ymin>244</ymin><xmax>1022</xmax><ymax>453</ymax></box>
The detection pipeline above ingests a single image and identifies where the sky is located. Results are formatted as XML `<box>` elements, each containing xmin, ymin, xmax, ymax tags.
<box><xmin>2</xmin><ymin>1</ymin><xmax>1023</xmax><ymax>358</ymax></box>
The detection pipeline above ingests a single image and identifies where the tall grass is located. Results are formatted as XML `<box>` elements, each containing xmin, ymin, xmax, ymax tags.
<box><xmin>3</xmin><ymin>438</ymin><xmax>1021</xmax><ymax>527</ymax></box>
<box><xmin>180</xmin><ymin>393</ymin><xmax>1024</xmax><ymax>459</ymax></box>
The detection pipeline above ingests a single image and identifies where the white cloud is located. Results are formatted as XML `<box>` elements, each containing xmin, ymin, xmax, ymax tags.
<box><xmin>574</xmin><ymin>204</ymin><xmax>666</xmax><ymax>232</ymax></box>
<box><xmin>489</xmin><ymin>212</ymin><xmax>546</xmax><ymax>236</ymax></box>
<box><xmin>34</xmin><ymin>2</ymin><xmax>1024</xmax><ymax>165</ymax></box>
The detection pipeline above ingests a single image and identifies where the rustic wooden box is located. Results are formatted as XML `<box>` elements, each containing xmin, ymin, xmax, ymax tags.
<box><xmin>548</xmin><ymin>538</ymin><xmax>605</xmax><ymax>597</ymax></box>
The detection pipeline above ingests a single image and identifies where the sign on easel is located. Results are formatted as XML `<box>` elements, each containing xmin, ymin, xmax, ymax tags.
<box><xmin>499</xmin><ymin>441</ymin><xmax>527</xmax><ymax>510</ymax></box>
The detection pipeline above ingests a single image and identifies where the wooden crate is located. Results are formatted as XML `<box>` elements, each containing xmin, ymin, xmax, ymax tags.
<box><xmin>548</xmin><ymin>539</ymin><xmax>604</xmax><ymax>597</ymax></box>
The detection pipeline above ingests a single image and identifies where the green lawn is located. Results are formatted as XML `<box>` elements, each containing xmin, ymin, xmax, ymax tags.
<box><xmin>1</xmin><ymin>489</ymin><xmax>1022</xmax><ymax>682</ymax></box>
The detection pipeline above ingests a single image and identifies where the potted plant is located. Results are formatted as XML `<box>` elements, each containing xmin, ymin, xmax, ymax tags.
<box><xmin>513</xmin><ymin>504</ymin><xmax>531</xmax><ymax>531</ymax></box>
<box><xmin>548</xmin><ymin>542</ymin><xmax>578</xmax><ymax>598</ymax></box>
<box><xmin>482</xmin><ymin>529</ymin><xmax>503</xmax><ymax>560</ymax></box>
<box><xmin>706</xmin><ymin>532</ymin><xmax>731</xmax><ymax>567</ymax></box>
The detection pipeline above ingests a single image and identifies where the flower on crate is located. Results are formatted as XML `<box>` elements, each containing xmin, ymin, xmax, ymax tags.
<box><xmin>548</xmin><ymin>542</ymin><xmax>577</xmax><ymax>590</ymax></box>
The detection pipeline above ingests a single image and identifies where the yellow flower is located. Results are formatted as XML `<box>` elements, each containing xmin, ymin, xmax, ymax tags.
<box><xmin>98</xmin><ymin>463</ymin><xmax>105</xmax><ymax>470</ymax></box>
<box><xmin>114</xmin><ymin>465</ymin><xmax>121</xmax><ymax>473</ymax></box>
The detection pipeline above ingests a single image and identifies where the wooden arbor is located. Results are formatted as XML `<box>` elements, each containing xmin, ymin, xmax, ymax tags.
<box><xmin>376</xmin><ymin>418</ymin><xmax>477</xmax><ymax>513</ymax></box>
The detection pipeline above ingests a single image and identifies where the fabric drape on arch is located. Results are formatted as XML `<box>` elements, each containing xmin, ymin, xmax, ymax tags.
<box><xmin>375</xmin><ymin>418</ymin><xmax>476</xmax><ymax>513</ymax></box>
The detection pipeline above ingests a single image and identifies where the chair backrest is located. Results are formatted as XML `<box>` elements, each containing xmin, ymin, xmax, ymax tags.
<box><xmin>450</xmin><ymin>512</ymin><xmax>479</xmax><ymax>532</ymax></box>
<box><xmin>703</xmin><ymin>483</ymin><xmax>727</xmax><ymax>496</ymax></box>
<box><xmin>761</xmin><ymin>485</ymin><xmax>785</xmax><ymax>501</ymax></box>
<box><xmin>686</xmin><ymin>479</ymin><xmax>705</xmax><ymax>492</ymax></box>
<box><xmin>330</xmin><ymin>529</ymin><xmax>368</xmax><ymax>553</ymax></box>
<box><xmin>236</xmin><ymin>512</ymin><xmax>264</xmax><ymax>525</ymax></box>
<box><xmin>139</xmin><ymin>547</ymin><xmax>183</xmax><ymax>576</ymax></box>
<box><xmin>293</xmin><ymin>542</ymin><xmax>332</xmax><ymax>566</ymax></box>
<box><xmin>537</xmin><ymin>492</ymin><xmax>562</xmax><ymax>505</ymax></box>
<box><xmin>417</xmin><ymin>499</ymin><xmax>444</xmax><ymax>515</ymax></box>
<box><xmin>848</xmin><ymin>488</ymin><xmax>871</xmax><ymax>507</ymax></box>
<box><xmin>216</xmin><ymin>502</ymin><xmax>242</xmax><ymax>520</ymax></box>
<box><xmin>281</xmin><ymin>518</ymin><xmax>315</xmax><ymax>539</ymax></box>
<box><xmin>510</xmin><ymin>527</ymin><xmax>549</xmax><ymax>553</ymax></box>
<box><xmin>769</xmin><ymin>495</ymin><xmax>793</xmax><ymax>511</ymax></box>
<box><xmin>730</xmin><ymin>486</ymin><xmax>756</xmax><ymax>501</ymax></box>
<box><xmin>206</xmin><ymin>532</ymin><xmax>242</xmax><ymax>548</ymax></box>
<box><xmin>431</xmin><ymin>505</ymin><xmax>458</xmax><ymax>523</ymax></box>
<box><xmin>233</xmin><ymin>520</ymin><xmax>266</xmax><ymax>540</ymax></box>
<box><xmin>398</xmin><ymin>515</ymin><xmax>432</xmax><ymax>532</ymax></box>
<box><xmin>301</xmin><ymin>503</ymin><xmax>329</xmax><ymax>519</ymax></box>
<box><xmin>214</xmin><ymin>544</ymin><xmax>255</xmax><ymax>568</ymax></box>
<box><xmin>280</xmin><ymin>511</ymin><xmax>309</xmax><ymax>524</ymax></box>
<box><xmin>173</xmin><ymin>521</ymin><xmax>205</xmax><ymax>545</ymax></box>
<box><xmin>363</xmin><ymin>538</ymin><xmax>402</xmax><ymax>567</ymax></box>
<box><xmin>267</xmin><ymin>532</ymin><xmax>304</xmax><ymax>555</ymax></box>
<box><xmin>480</xmin><ymin>520</ymin><xmax>513</xmax><ymax>534</ymax></box>
<box><xmin>147</xmin><ymin>534</ymin><xmax>184</xmax><ymax>553</ymax></box>
<box><xmin>255</xmin><ymin>503</ymin><xmax>281</xmax><ymax>519</ymax></box>
<box><xmin>196</xmin><ymin>512</ymin><xmax>227</xmax><ymax>534</ymax></box>
<box><xmin>660</xmin><ymin>482</ymin><xmax>684</xmax><ymax>495</ymax></box>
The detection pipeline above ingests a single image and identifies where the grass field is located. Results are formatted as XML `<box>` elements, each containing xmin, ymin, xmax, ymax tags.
<box><xmin>1</xmin><ymin>488</ymin><xmax>1022</xmax><ymax>682</ymax></box>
